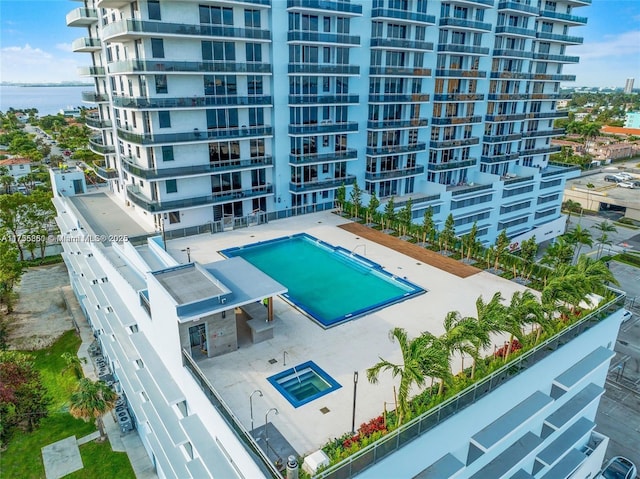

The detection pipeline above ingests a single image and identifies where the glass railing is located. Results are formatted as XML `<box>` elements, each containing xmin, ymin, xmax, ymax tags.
<box><xmin>497</xmin><ymin>1</ymin><xmax>538</xmax><ymax>14</ymax></box>
<box><xmin>368</xmin><ymin>94</ymin><xmax>430</xmax><ymax>103</ymax></box>
<box><xmin>112</xmin><ymin>95</ymin><xmax>272</xmax><ymax>109</ymax></box>
<box><xmin>539</xmin><ymin>10</ymin><xmax>587</xmax><ymax>23</ymax></box>
<box><xmin>82</xmin><ymin>91</ymin><xmax>109</xmax><ymax>102</ymax></box>
<box><xmin>72</xmin><ymin>37</ymin><xmax>101</xmax><ymax>51</ymax></box>
<box><xmin>369</xmin><ymin>66</ymin><xmax>431</xmax><ymax>77</ymax></box>
<box><xmin>519</xmin><ymin>146</ymin><xmax>562</xmax><ymax>156</ymax></box>
<box><xmin>503</xmin><ymin>175</ymin><xmax>535</xmax><ymax>185</ymax></box>
<box><xmin>395</xmin><ymin>194</ymin><xmax>441</xmax><ymax>208</ymax></box>
<box><xmin>117</xmin><ymin>126</ymin><xmax>273</xmax><ymax>145</ymax></box>
<box><xmin>289</xmin><ymin>149</ymin><xmax>358</xmax><ymax>165</ymax></box>
<box><xmin>288</xmin><ymin>122</ymin><xmax>358</xmax><ymax>135</ymax></box>
<box><xmin>485</xmin><ymin>113</ymin><xmax>527</xmax><ymax>122</ymax></box>
<box><xmin>439</xmin><ymin>17</ymin><xmax>493</xmax><ymax>31</ymax></box>
<box><xmin>535</xmin><ymin>32</ymin><xmax>583</xmax><ymax>44</ymax></box>
<box><xmin>122</xmin><ymin>156</ymin><xmax>273</xmax><ymax>179</ymax></box>
<box><xmin>481</xmin><ymin>152</ymin><xmax>520</xmax><ymax>163</ymax></box>
<box><xmin>370</xmin><ymin>38</ymin><xmax>433</xmax><ymax>51</ymax></box>
<box><xmin>521</xmin><ymin>128</ymin><xmax>565</xmax><ymax>137</ymax></box>
<box><xmin>488</xmin><ymin>93</ymin><xmax>530</xmax><ymax>101</ymax></box>
<box><xmin>85</xmin><ymin>115</ymin><xmax>112</xmax><ymax>129</ymax></box>
<box><xmin>532</xmin><ymin>53</ymin><xmax>579</xmax><ymax>63</ymax></box>
<box><xmin>435</xmin><ymin>69</ymin><xmax>486</xmax><ymax>78</ymax></box>
<box><xmin>542</xmin><ymin>162</ymin><xmax>582</xmax><ymax>177</ymax></box>
<box><xmin>483</xmin><ymin>133</ymin><xmax>522</xmax><ymax>143</ymax></box>
<box><xmin>437</xmin><ymin>44</ymin><xmax>490</xmax><ymax>55</ymax></box>
<box><xmin>431</xmin><ymin>116</ymin><xmax>482</xmax><ymax>125</ymax></box>
<box><xmin>288</xmin><ymin>31</ymin><xmax>360</xmax><ymax>45</ymax></box>
<box><xmin>460</xmin><ymin>0</ymin><xmax>494</xmax><ymax>5</ymax></box>
<box><xmin>287</xmin><ymin>0</ymin><xmax>362</xmax><ymax>15</ymax></box>
<box><xmin>89</xmin><ymin>137</ymin><xmax>115</xmax><ymax>155</ymax></box>
<box><xmin>95</xmin><ymin>165</ymin><xmax>118</xmax><ymax>179</ymax></box>
<box><xmin>526</xmin><ymin>111</ymin><xmax>569</xmax><ymax>119</ymax></box>
<box><xmin>367</xmin><ymin>118</ymin><xmax>428</xmax><ymax>129</ymax></box>
<box><xmin>366</xmin><ymin>142</ymin><xmax>426</xmax><ymax>156</ymax></box>
<box><xmin>529</xmin><ymin>93</ymin><xmax>561</xmax><ymax>100</ymax></box>
<box><xmin>66</xmin><ymin>7</ymin><xmax>98</xmax><ymax>25</ymax></box>
<box><xmin>433</xmin><ymin>93</ymin><xmax>485</xmax><ymax>102</ymax></box>
<box><xmin>492</xmin><ymin>49</ymin><xmax>534</xmax><ymax>58</ymax></box>
<box><xmin>288</xmin><ymin>64</ymin><xmax>359</xmax><ymax>75</ymax></box>
<box><xmin>450</xmin><ymin>183</ymin><xmax>493</xmax><ymax>195</ymax></box>
<box><xmin>102</xmin><ymin>19</ymin><xmax>271</xmax><ymax>40</ymax></box>
<box><xmin>109</xmin><ymin>60</ymin><xmax>272</xmax><ymax>74</ymax></box>
<box><xmin>428</xmin><ymin>159</ymin><xmax>476</xmax><ymax>171</ymax></box>
<box><xmin>365</xmin><ymin>166</ymin><xmax>425</xmax><ymax>181</ymax></box>
<box><xmin>371</xmin><ymin>8</ymin><xmax>435</xmax><ymax>24</ymax></box>
<box><xmin>78</xmin><ymin>66</ymin><xmax>106</xmax><ymax>76</ymax></box>
<box><xmin>495</xmin><ymin>25</ymin><xmax>537</xmax><ymax>36</ymax></box>
<box><xmin>288</xmin><ymin>94</ymin><xmax>359</xmax><ymax>105</ymax></box>
<box><xmin>289</xmin><ymin>175</ymin><xmax>355</xmax><ymax>192</ymax></box>
<box><xmin>430</xmin><ymin>137</ymin><xmax>480</xmax><ymax>148</ymax></box>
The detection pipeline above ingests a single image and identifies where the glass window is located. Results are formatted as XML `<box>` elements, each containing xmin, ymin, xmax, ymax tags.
<box><xmin>151</xmin><ymin>38</ymin><xmax>164</xmax><ymax>58</ymax></box>
<box><xmin>245</xmin><ymin>9</ymin><xmax>260</xmax><ymax>28</ymax></box>
<box><xmin>155</xmin><ymin>75</ymin><xmax>167</xmax><ymax>94</ymax></box>
<box><xmin>168</xmin><ymin>211</ymin><xmax>180</xmax><ymax>224</ymax></box>
<box><xmin>162</xmin><ymin>145</ymin><xmax>174</xmax><ymax>161</ymax></box>
<box><xmin>166</xmin><ymin>179</ymin><xmax>177</xmax><ymax>194</ymax></box>
<box><xmin>158</xmin><ymin>111</ymin><xmax>171</xmax><ymax>128</ymax></box>
<box><xmin>148</xmin><ymin>0</ymin><xmax>161</xmax><ymax>20</ymax></box>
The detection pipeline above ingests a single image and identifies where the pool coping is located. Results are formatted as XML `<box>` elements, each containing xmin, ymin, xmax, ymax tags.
<box><xmin>267</xmin><ymin>360</ymin><xmax>342</xmax><ymax>408</ymax></box>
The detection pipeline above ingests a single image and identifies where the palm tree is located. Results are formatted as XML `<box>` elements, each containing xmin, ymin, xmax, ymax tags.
<box><xmin>440</xmin><ymin>311</ymin><xmax>476</xmax><ymax>380</ymax></box>
<box><xmin>69</xmin><ymin>378</ymin><xmax>118</xmax><ymax>440</ymax></box>
<box><xmin>469</xmin><ymin>292</ymin><xmax>506</xmax><ymax>378</ymax></box>
<box><xmin>366</xmin><ymin>327</ymin><xmax>428</xmax><ymax>425</ymax></box>
<box><xmin>593</xmin><ymin>221</ymin><xmax>617</xmax><ymax>259</ymax></box>
<box><xmin>61</xmin><ymin>352</ymin><xmax>87</xmax><ymax>379</ymax></box>
<box><xmin>541</xmin><ymin>237</ymin><xmax>574</xmax><ymax>269</ymax></box>
<box><xmin>502</xmin><ymin>291</ymin><xmax>543</xmax><ymax>358</ymax></box>
<box><xmin>566</xmin><ymin>224</ymin><xmax>593</xmax><ymax>262</ymax></box>
<box><xmin>418</xmin><ymin>332</ymin><xmax>451</xmax><ymax>397</ymax></box>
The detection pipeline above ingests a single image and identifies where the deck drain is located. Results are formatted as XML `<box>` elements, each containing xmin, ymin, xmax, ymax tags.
<box><xmin>320</xmin><ymin>407</ymin><xmax>330</xmax><ymax>414</ymax></box>
<box><xmin>416</xmin><ymin>262</ymin><xmax>422</xmax><ymax>265</ymax></box>
<box><xmin>268</xmin><ymin>358</ymin><xmax>278</xmax><ymax>364</ymax></box>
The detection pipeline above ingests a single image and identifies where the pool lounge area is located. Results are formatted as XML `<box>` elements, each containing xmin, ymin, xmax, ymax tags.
<box><xmin>221</xmin><ymin>233</ymin><xmax>425</xmax><ymax>328</ymax></box>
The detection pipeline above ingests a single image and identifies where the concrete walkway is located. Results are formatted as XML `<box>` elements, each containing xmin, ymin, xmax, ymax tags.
<box><xmin>42</xmin><ymin>436</ymin><xmax>83</xmax><ymax>479</ymax></box>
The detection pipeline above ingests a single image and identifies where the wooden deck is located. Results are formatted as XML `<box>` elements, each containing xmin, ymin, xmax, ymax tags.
<box><xmin>338</xmin><ymin>222</ymin><xmax>481</xmax><ymax>279</ymax></box>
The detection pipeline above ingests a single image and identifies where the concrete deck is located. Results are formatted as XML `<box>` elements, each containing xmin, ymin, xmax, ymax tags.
<box><xmin>42</xmin><ymin>436</ymin><xmax>83</xmax><ymax>479</ymax></box>
<box><xmin>166</xmin><ymin>211</ymin><xmax>529</xmax><ymax>456</ymax></box>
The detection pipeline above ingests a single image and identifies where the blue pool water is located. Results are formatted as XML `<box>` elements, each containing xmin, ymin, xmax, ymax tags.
<box><xmin>221</xmin><ymin>233</ymin><xmax>424</xmax><ymax>327</ymax></box>
<box><xmin>267</xmin><ymin>361</ymin><xmax>341</xmax><ymax>408</ymax></box>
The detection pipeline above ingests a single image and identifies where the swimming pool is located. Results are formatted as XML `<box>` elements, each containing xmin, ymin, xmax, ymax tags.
<box><xmin>221</xmin><ymin>233</ymin><xmax>424</xmax><ymax>328</ymax></box>
<box><xmin>267</xmin><ymin>361</ymin><xmax>341</xmax><ymax>408</ymax></box>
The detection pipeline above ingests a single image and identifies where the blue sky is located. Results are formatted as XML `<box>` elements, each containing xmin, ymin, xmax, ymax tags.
<box><xmin>0</xmin><ymin>0</ymin><xmax>639</xmax><ymax>87</ymax></box>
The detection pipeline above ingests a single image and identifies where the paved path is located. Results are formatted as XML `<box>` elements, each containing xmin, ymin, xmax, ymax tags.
<box><xmin>339</xmin><ymin>222</ymin><xmax>481</xmax><ymax>278</ymax></box>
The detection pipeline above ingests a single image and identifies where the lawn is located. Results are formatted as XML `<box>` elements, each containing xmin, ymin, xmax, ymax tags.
<box><xmin>0</xmin><ymin>330</ymin><xmax>135</xmax><ymax>479</ymax></box>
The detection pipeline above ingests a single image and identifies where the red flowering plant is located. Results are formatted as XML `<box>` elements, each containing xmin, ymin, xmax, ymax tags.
<box><xmin>342</xmin><ymin>416</ymin><xmax>387</xmax><ymax>449</ymax></box>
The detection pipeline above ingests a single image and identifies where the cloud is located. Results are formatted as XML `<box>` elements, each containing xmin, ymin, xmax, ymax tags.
<box><xmin>55</xmin><ymin>43</ymin><xmax>73</xmax><ymax>52</ymax></box>
<box><xmin>570</xmin><ymin>30</ymin><xmax>640</xmax><ymax>60</ymax></box>
<box><xmin>0</xmin><ymin>44</ymin><xmax>82</xmax><ymax>83</ymax></box>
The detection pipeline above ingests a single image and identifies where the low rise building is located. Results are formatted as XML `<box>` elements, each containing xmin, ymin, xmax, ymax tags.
<box><xmin>0</xmin><ymin>157</ymin><xmax>32</xmax><ymax>179</ymax></box>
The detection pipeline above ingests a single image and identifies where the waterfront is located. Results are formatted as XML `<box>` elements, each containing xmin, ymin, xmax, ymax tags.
<box><xmin>0</xmin><ymin>85</ymin><xmax>88</xmax><ymax>116</ymax></box>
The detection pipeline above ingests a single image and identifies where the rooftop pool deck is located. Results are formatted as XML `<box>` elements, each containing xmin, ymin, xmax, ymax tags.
<box><xmin>167</xmin><ymin>212</ymin><xmax>532</xmax><ymax>456</ymax></box>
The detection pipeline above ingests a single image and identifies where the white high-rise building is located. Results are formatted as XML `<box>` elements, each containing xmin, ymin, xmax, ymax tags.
<box><xmin>69</xmin><ymin>0</ymin><xmax>587</xmax><ymax>246</ymax></box>
<box><xmin>624</xmin><ymin>78</ymin><xmax>635</xmax><ymax>94</ymax></box>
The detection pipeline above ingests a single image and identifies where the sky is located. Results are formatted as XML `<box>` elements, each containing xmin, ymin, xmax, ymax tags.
<box><xmin>0</xmin><ymin>0</ymin><xmax>639</xmax><ymax>87</ymax></box>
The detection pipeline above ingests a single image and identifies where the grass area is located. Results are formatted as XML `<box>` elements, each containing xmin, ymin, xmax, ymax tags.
<box><xmin>21</xmin><ymin>254</ymin><xmax>64</xmax><ymax>268</ymax></box>
<box><xmin>0</xmin><ymin>330</ymin><xmax>135</xmax><ymax>479</ymax></box>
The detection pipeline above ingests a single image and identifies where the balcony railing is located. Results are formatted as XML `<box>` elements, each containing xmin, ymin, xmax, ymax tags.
<box><xmin>428</xmin><ymin>159</ymin><xmax>477</xmax><ymax>171</ymax></box>
<box><xmin>503</xmin><ymin>175</ymin><xmax>535</xmax><ymax>185</ymax></box>
<box><xmin>490</xmin><ymin>72</ymin><xmax>576</xmax><ymax>81</ymax></box>
<box><xmin>439</xmin><ymin>17</ymin><xmax>493</xmax><ymax>31</ymax></box>
<box><xmin>82</xmin><ymin>91</ymin><xmax>109</xmax><ymax>103</ymax></box>
<box><xmin>287</xmin><ymin>0</ymin><xmax>363</xmax><ymax>15</ymax></box>
<box><xmin>488</xmin><ymin>93</ymin><xmax>530</xmax><ymax>101</ymax></box>
<box><xmin>492</xmin><ymin>49</ymin><xmax>534</xmax><ymax>58</ymax></box>
<box><xmin>288</xmin><ymin>31</ymin><xmax>360</xmax><ymax>45</ymax></box>
<box><xmin>431</xmin><ymin>116</ymin><xmax>482</xmax><ymax>125</ymax></box>
<box><xmin>435</xmin><ymin>69</ymin><xmax>487</xmax><ymax>78</ymax></box>
<box><xmin>122</xmin><ymin>156</ymin><xmax>273</xmax><ymax>179</ymax></box>
<box><xmin>368</xmin><ymin>94</ymin><xmax>430</xmax><ymax>103</ymax></box>
<box><xmin>288</xmin><ymin>94</ymin><xmax>358</xmax><ymax>105</ymax></box>
<box><xmin>532</xmin><ymin>53</ymin><xmax>579</xmax><ymax>63</ymax></box>
<box><xmin>526</xmin><ymin>111</ymin><xmax>569</xmax><ymax>120</ymax></box>
<box><xmin>289</xmin><ymin>175</ymin><xmax>356</xmax><ymax>192</ymax></box>
<box><xmin>365</xmin><ymin>166</ymin><xmax>425</xmax><ymax>181</ymax></box>
<box><xmin>371</xmin><ymin>8</ymin><xmax>436</xmax><ymax>24</ymax></box>
<box><xmin>521</xmin><ymin>128</ymin><xmax>565</xmax><ymax>138</ymax></box>
<box><xmin>497</xmin><ymin>1</ymin><xmax>539</xmax><ymax>14</ymax></box>
<box><xmin>369</xmin><ymin>66</ymin><xmax>431</xmax><ymax>77</ymax></box>
<box><xmin>539</xmin><ymin>9</ymin><xmax>587</xmax><ymax>24</ymax></box>
<box><xmin>430</xmin><ymin>137</ymin><xmax>480</xmax><ymax>149</ymax></box>
<box><xmin>433</xmin><ymin>93</ymin><xmax>485</xmax><ymax>102</ymax></box>
<box><xmin>541</xmin><ymin>162</ymin><xmax>582</xmax><ymax>177</ymax></box>
<box><xmin>483</xmin><ymin>133</ymin><xmax>522</xmax><ymax>143</ymax></box>
<box><xmin>370</xmin><ymin>38</ymin><xmax>433</xmax><ymax>51</ymax></box>
<box><xmin>288</xmin><ymin>122</ymin><xmax>358</xmax><ymax>135</ymax></box>
<box><xmin>85</xmin><ymin>115</ymin><xmax>112</xmax><ymax>129</ymax></box>
<box><xmin>366</xmin><ymin>143</ymin><xmax>427</xmax><ymax>156</ymax></box>
<box><xmin>78</xmin><ymin>66</ymin><xmax>106</xmax><ymax>76</ymax></box>
<box><xmin>109</xmin><ymin>60</ymin><xmax>272</xmax><ymax>74</ymax></box>
<box><xmin>117</xmin><ymin>126</ymin><xmax>273</xmax><ymax>145</ymax></box>
<box><xmin>94</xmin><ymin>164</ymin><xmax>118</xmax><ymax>180</ymax></box>
<box><xmin>288</xmin><ymin>64</ymin><xmax>359</xmax><ymax>75</ymax></box>
<box><xmin>485</xmin><ymin>113</ymin><xmax>527</xmax><ymax>122</ymax></box>
<box><xmin>112</xmin><ymin>94</ymin><xmax>272</xmax><ymax>109</ymax></box>
<box><xmin>437</xmin><ymin>44</ymin><xmax>490</xmax><ymax>55</ymax></box>
<box><xmin>535</xmin><ymin>31</ymin><xmax>583</xmax><ymax>44</ymax></box>
<box><xmin>495</xmin><ymin>25</ymin><xmax>537</xmax><ymax>37</ymax></box>
<box><xmin>481</xmin><ymin>152</ymin><xmax>520</xmax><ymax>163</ymax></box>
<box><xmin>289</xmin><ymin>149</ymin><xmax>358</xmax><ymax>165</ymax></box>
<box><xmin>72</xmin><ymin>37</ymin><xmax>102</xmax><ymax>52</ymax></box>
<box><xmin>102</xmin><ymin>19</ymin><xmax>271</xmax><ymax>41</ymax></box>
<box><xmin>367</xmin><ymin>119</ymin><xmax>428</xmax><ymax>130</ymax></box>
<box><xmin>450</xmin><ymin>183</ymin><xmax>493</xmax><ymax>195</ymax></box>
<box><xmin>66</xmin><ymin>7</ymin><xmax>98</xmax><ymax>26</ymax></box>
<box><xmin>89</xmin><ymin>137</ymin><xmax>115</xmax><ymax>155</ymax></box>
<box><xmin>519</xmin><ymin>145</ymin><xmax>562</xmax><ymax>156</ymax></box>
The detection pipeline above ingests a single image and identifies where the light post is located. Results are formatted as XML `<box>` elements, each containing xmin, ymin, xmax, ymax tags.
<box><xmin>249</xmin><ymin>389</ymin><xmax>263</xmax><ymax>435</ymax></box>
<box><xmin>181</xmin><ymin>247</ymin><xmax>191</xmax><ymax>262</ymax></box>
<box><xmin>351</xmin><ymin>371</ymin><xmax>358</xmax><ymax>434</ymax></box>
<box><xmin>265</xmin><ymin>408</ymin><xmax>278</xmax><ymax>454</ymax></box>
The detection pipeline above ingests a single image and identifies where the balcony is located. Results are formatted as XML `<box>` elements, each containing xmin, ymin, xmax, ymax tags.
<box><xmin>371</xmin><ymin>8</ymin><xmax>436</xmax><ymax>24</ymax></box>
<box><xmin>126</xmin><ymin>184</ymin><xmax>273</xmax><ymax>213</ymax></box>
<box><xmin>288</xmin><ymin>122</ymin><xmax>358</xmax><ymax>135</ymax></box>
<box><xmin>77</xmin><ymin>66</ymin><xmax>106</xmax><ymax>77</ymax></box>
<box><xmin>449</xmin><ymin>183</ymin><xmax>493</xmax><ymax>195</ymax></box>
<box><xmin>288</xmin><ymin>31</ymin><xmax>360</xmax><ymax>45</ymax></box>
<box><xmin>452</xmin><ymin>0</ymin><xmax>495</xmax><ymax>6</ymax></box>
<box><xmin>102</xmin><ymin>19</ymin><xmax>272</xmax><ymax>42</ymax></box>
<box><xmin>497</xmin><ymin>1</ymin><xmax>539</xmax><ymax>14</ymax></box>
<box><xmin>490</xmin><ymin>72</ymin><xmax>576</xmax><ymax>81</ymax></box>
<box><xmin>532</xmin><ymin>53</ymin><xmax>579</xmax><ymax>63</ymax></box>
<box><xmin>541</xmin><ymin>162</ymin><xmax>581</xmax><ymax>177</ymax></box>
<box><xmin>437</xmin><ymin>44</ymin><xmax>490</xmax><ymax>55</ymax></box>
<box><xmin>525</xmin><ymin>111</ymin><xmax>569</xmax><ymax>120</ymax></box>
<box><xmin>369</xmin><ymin>66</ymin><xmax>431</xmax><ymax>77</ymax></box>
<box><xmin>439</xmin><ymin>17</ymin><xmax>493</xmax><ymax>31</ymax></box>
<box><xmin>366</xmin><ymin>142</ymin><xmax>427</xmax><ymax>156</ymax></box>
<box><xmin>495</xmin><ymin>25</ymin><xmax>537</xmax><ymax>37</ymax></box>
<box><xmin>519</xmin><ymin>146</ymin><xmax>562</xmax><ymax>156</ymax></box>
<box><xmin>430</xmin><ymin>137</ymin><xmax>480</xmax><ymax>149</ymax></box>
<box><xmin>367</xmin><ymin>118</ymin><xmax>428</xmax><ymax>130</ymax></box>
<box><xmin>288</xmin><ymin>64</ymin><xmax>359</xmax><ymax>75</ymax></box>
<box><xmin>85</xmin><ymin>114</ymin><xmax>112</xmax><ymax>130</ymax></box>
<box><xmin>117</xmin><ymin>126</ymin><xmax>273</xmax><ymax>145</ymax></box>
<box><xmin>483</xmin><ymin>133</ymin><xmax>522</xmax><ymax>143</ymax></box>
<box><xmin>435</xmin><ymin>69</ymin><xmax>487</xmax><ymax>78</ymax></box>
<box><xmin>288</xmin><ymin>94</ymin><xmax>358</xmax><ymax>105</ymax></box>
<box><xmin>72</xmin><ymin>37</ymin><xmax>101</xmax><ymax>52</ymax></box>
<box><xmin>368</xmin><ymin>94</ymin><xmax>430</xmax><ymax>103</ymax></box>
<box><xmin>535</xmin><ymin>31</ymin><xmax>583</xmax><ymax>44</ymax></box>
<box><xmin>521</xmin><ymin>128</ymin><xmax>565</xmax><ymax>137</ymax></box>
<box><xmin>433</xmin><ymin>93</ymin><xmax>485</xmax><ymax>102</ymax></box>
<box><xmin>66</xmin><ymin>8</ymin><xmax>98</xmax><ymax>27</ymax></box>
<box><xmin>96</xmin><ymin>0</ymin><xmax>130</xmax><ymax>7</ymax></box>
<box><xmin>492</xmin><ymin>49</ymin><xmax>534</xmax><ymax>59</ymax></box>
<box><xmin>370</xmin><ymin>38</ymin><xmax>433</xmax><ymax>51</ymax></box>
<box><xmin>529</xmin><ymin>93</ymin><xmax>561</xmax><ymax>100</ymax></box>
<box><xmin>89</xmin><ymin>137</ymin><xmax>115</xmax><ymax>155</ymax></box>
<box><xmin>289</xmin><ymin>175</ymin><xmax>356</xmax><ymax>193</ymax></box>
<box><xmin>488</xmin><ymin>93</ymin><xmax>530</xmax><ymax>101</ymax></box>
<box><xmin>428</xmin><ymin>159</ymin><xmax>477</xmax><ymax>171</ymax></box>
<box><xmin>287</xmin><ymin>0</ymin><xmax>363</xmax><ymax>16</ymax></box>
<box><xmin>365</xmin><ymin>166</ymin><xmax>425</xmax><ymax>181</ymax></box>
<box><xmin>122</xmin><ymin>156</ymin><xmax>273</xmax><ymax>179</ymax></box>
<box><xmin>112</xmin><ymin>94</ymin><xmax>272</xmax><ymax>109</ymax></box>
<box><xmin>481</xmin><ymin>152</ymin><xmax>520</xmax><ymax>163</ymax></box>
<box><xmin>485</xmin><ymin>113</ymin><xmax>527</xmax><ymax>122</ymax></box>
<box><xmin>109</xmin><ymin>60</ymin><xmax>272</xmax><ymax>75</ymax></box>
<box><xmin>289</xmin><ymin>149</ymin><xmax>358</xmax><ymax>165</ymax></box>
<box><xmin>94</xmin><ymin>163</ymin><xmax>118</xmax><ymax>180</ymax></box>
<box><xmin>81</xmin><ymin>91</ymin><xmax>109</xmax><ymax>103</ymax></box>
<box><xmin>432</xmin><ymin>116</ymin><xmax>482</xmax><ymax>125</ymax></box>
<box><xmin>539</xmin><ymin>10</ymin><xmax>587</xmax><ymax>24</ymax></box>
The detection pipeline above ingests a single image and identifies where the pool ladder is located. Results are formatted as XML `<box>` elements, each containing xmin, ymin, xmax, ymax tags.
<box><xmin>351</xmin><ymin>244</ymin><xmax>366</xmax><ymax>256</ymax></box>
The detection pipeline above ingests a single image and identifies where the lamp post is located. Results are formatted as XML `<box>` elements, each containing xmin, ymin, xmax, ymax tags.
<box><xmin>181</xmin><ymin>247</ymin><xmax>191</xmax><ymax>262</ymax></box>
<box><xmin>265</xmin><ymin>408</ymin><xmax>279</xmax><ymax>454</ymax></box>
<box><xmin>249</xmin><ymin>389</ymin><xmax>263</xmax><ymax>435</ymax></box>
<box><xmin>351</xmin><ymin>371</ymin><xmax>359</xmax><ymax>434</ymax></box>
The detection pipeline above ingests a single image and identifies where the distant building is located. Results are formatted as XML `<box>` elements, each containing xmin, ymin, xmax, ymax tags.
<box><xmin>0</xmin><ymin>157</ymin><xmax>32</xmax><ymax>179</ymax></box>
<box><xmin>557</xmin><ymin>99</ymin><xmax>570</xmax><ymax>109</ymax></box>
<box><xmin>624</xmin><ymin>78</ymin><xmax>635</xmax><ymax>94</ymax></box>
<box><xmin>624</xmin><ymin>111</ymin><xmax>640</xmax><ymax>129</ymax></box>
<box><xmin>14</xmin><ymin>112</ymin><xmax>28</xmax><ymax>123</ymax></box>
<box><xmin>59</xmin><ymin>107</ymin><xmax>81</xmax><ymax>118</ymax></box>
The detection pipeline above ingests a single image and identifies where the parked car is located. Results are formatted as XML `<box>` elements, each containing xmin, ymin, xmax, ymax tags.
<box><xmin>616</xmin><ymin>172</ymin><xmax>634</xmax><ymax>180</ymax></box>
<box><xmin>617</xmin><ymin>182</ymin><xmax>635</xmax><ymax>189</ymax></box>
<box><xmin>622</xmin><ymin>310</ymin><xmax>633</xmax><ymax>323</ymax></box>
<box><xmin>604</xmin><ymin>175</ymin><xmax>622</xmax><ymax>182</ymax></box>
<box><xmin>632</xmin><ymin>180</ymin><xmax>640</xmax><ymax>187</ymax></box>
<box><xmin>599</xmin><ymin>456</ymin><xmax>637</xmax><ymax>479</ymax></box>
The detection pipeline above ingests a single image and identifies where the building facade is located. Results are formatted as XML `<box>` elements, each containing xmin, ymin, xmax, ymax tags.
<box><xmin>624</xmin><ymin>77</ymin><xmax>634</xmax><ymax>94</ymax></box>
<box><xmin>69</xmin><ymin>0</ymin><xmax>586</xmax><ymax>245</ymax></box>
<box><xmin>624</xmin><ymin>111</ymin><xmax>640</xmax><ymax>129</ymax></box>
